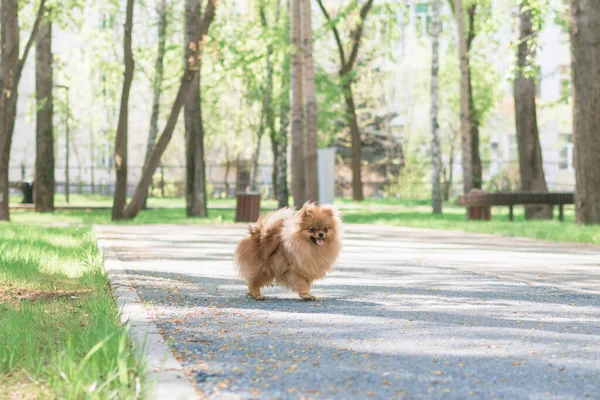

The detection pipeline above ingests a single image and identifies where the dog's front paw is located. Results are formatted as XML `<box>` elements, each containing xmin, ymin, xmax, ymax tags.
<box><xmin>299</xmin><ymin>293</ymin><xmax>316</xmax><ymax>301</ymax></box>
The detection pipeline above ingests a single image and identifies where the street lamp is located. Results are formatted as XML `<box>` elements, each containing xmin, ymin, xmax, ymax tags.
<box><xmin>56</xmin><ymin>84</ymin><xmax>70</xmax><ymax>204</ymax></box>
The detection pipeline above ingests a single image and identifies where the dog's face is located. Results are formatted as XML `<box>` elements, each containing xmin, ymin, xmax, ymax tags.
<box><xmin>297</xmin><ymin>204</ymin><xmax>339</xmax><ymax>247</ymax></box>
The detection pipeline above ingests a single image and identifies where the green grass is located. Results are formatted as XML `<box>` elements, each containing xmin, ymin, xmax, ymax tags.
<box><xmin>341</xmin><ymin>204</ymin><xmax>600</xmax><ymax>244</ymax></box>
<box><xmin>9</xmin><ymin>197</ymin><xmax>600</xmax><ymax>244</ymax></box>
<box><xmin>0</xmin><ymin>225</ymin><xmax>145</xmax><ymax>399</ymax></box>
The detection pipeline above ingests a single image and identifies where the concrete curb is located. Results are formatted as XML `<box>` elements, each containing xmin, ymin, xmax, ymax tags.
<box><xmin>96</xmin><ymin>230</ymin><xmax>199</xmax><ymax>400</ymax></box>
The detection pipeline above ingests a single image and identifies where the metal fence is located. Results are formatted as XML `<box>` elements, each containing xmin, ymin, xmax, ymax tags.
<box><xmin>8</xmin><ymin>159</ymin><xmax>576</xmax><ymax>201</ymax></box>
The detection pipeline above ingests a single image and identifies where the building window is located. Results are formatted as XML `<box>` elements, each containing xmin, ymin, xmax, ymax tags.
<box><xmin>559</xmin><ymin>133</ymin><xmax>574</xmax><ymax>171</ymax></box>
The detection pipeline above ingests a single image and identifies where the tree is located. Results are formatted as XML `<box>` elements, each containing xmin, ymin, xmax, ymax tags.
<box><xmin>250</xmin><ymin>0</ymin><xmax>278</xmax><ymax>194</ymax></box>
<box><xmin>316</xmin><ymin>0</ymin><xmax>374</xmax><ymax>201</ymax></box>
<box><xmin>301</xmin><ymin>0</ymin><xmax>318</xmax><ymax>202</ymax></box>
<box><xmin>448</xmin><ymin>0</ymin><xmax>489</xmax><ymax>192</ymax></box>
<box><xmin>185</xmin><ymin>0</ymin><xmax>208</xmax><ymax>217</ymax></box>
<box><xmin>275</xmin><ymin>55</ymin><xmax>290</xmax><ymax>208</ymax></box>
<box><xmin>111</xmin><ymin>0</ymin><xmax>135</xmax><ymax>220</ymax></box>
<box><xmin>142</xmin><ymin>0</ymin><xmax>168</xmax><ymax>210</ymax></box>
<box><xmin>514</xmin><ymin>0</ymin><xmax>551</xmax><ymax>219</ymax></box>
<box><xmin>121</xmin><ymin>0</ymin><xmax>217</xmax><ymax>219</ymax></box>
<box><xmin>0</xmin><ymin>0</ymin><xmax>46</xmax><ymax>221</ymax></box>
<box><xmin>290</xmin><ymin>0</ymin><xmax>306</xmax><ymax>207</ymax></box>
<box><xmin>569</xmin><ymin>0</ymin><xmax>600</xmax><ymax>224</ymax></box>
<box><xmin>35</xmin><ymin>7</ymin><xmax>55</xmax><ymax>213</ymax></box>
<box><xmin>430</xmin><ymin>0</ymin><xmax>442</xmax><ymax>214</ymax></box>
<box><xmin>452</xmin><ymin>0</ymin><xmax>473</xmax><ymax>194</ymax></box>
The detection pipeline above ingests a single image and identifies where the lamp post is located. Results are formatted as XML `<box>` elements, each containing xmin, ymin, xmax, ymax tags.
<box><xmin>56</xmin><ymin>84</ymin><xmax>70</xmax><ymax>204</ymax></box>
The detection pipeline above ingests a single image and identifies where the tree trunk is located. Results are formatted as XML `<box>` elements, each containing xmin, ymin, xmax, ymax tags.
<box><xmin>343</xmin><ymin>81</ymin><xmax>363</xmax><ymax>201</ymax></box>
<box><xmin>465</xmin><ymin>4</ymin><xmax>482</xmax><ymax>190</ymax></box>
<box><xmin>515</xmin><ymin>2</ymin><xmax>552</xmax><ymax>219</ymax></box>
<box><xmin>569</xmin><ymin>0</ymin><xmax>600</xmax><ymax>224</ymax></box>
<box><xmin>467</xmin><ymin>67</ymin><xmax>482</xmax><ymax>189</ymax></box>
<box><xmin>290</xmin><ymin>0</ymin><xmax>305</xmax><ymax>207</ymax></box>
<box><xmin>269</xmin><ymin>133</ymin><xmax>278</xmax><ymax>199</ymax></box>
<box><xmin>184</xmin><ymin>0</ymin><xmax>208</xmax><ymax>217</ymax></box>
<box><xmin>275</xmin><ymin>39</ymin><xmax>291</xmax><ymax>209</ymax></box>
<box><xmin>0</xmin><ymin>0</ymin><xmax>46</xmax><ymax>221</ymax></box>
<box><xmin>112</xmin><ymin>0</ymin><xmax>135</xmax><ymax>220</ymax></box>
<box><xmin>123</xmin><ymin>0</ymin><xmax>216</xmax><ymax>220</ymax></box>
<box><xmin>301</xmin><ymin>0</ymin><xmax>318</xmax><ymax>202</ymax></box>
<box><xmin>35</xmin><ymin>14</ymin><xmax>54</xmax><ymax>212</ymax></box>
<box><xmin>430</xmin><ymin>0</ymin><xmax>442</xmax><ymax>214</ymax></box>
<box><xmin>453</xmin><ymin>0</ymin><xmax>473</xmax><ymax>194</ymax></box>
<box><xmin>142</xmin><ymin>0</ymin><xmax>167</xmax><ymax>210</ymax></box>
<box><xmin>250</xmin><ymin>2</ymin><xmax>278</xmax><ymax>194</ymax></box>
<box><xmin>316</xmin><ymin>0</ymin><xmax>373</xmax><ymax>202</ymax></box>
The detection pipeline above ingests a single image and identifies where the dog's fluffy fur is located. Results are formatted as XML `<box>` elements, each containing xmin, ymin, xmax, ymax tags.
<box><xmin>233</xmin><ymin>202</ymin><xmax>342</xmax><ymax>300</ymax></box>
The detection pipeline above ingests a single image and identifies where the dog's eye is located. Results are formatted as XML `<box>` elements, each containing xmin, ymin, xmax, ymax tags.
<box><xmin>309</xmin><ymin>227</ymin><xmax>315</xmax><ymax>233</ymax></box>
<box><xmin>323</xmin><ymin>227</ymin><xmax>328</xmax><ymax>233</ymax></box>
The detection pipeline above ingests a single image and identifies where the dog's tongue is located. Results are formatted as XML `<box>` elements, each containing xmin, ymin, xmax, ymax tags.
<box><xmin>316</xmin><ymin>238</ymin><xmax>324</xmax><ymax>246</ymax></box>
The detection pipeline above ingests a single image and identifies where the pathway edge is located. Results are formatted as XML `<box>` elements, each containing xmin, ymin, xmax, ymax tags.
<box><xmin>95</xmin><ymin>227</ymin><xmax>199</xmax><ymax>400</ymax></box>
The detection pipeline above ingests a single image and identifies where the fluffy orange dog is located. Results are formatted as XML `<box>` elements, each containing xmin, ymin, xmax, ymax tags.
<box><xmin>233</xmin><ymin>202</ymin><xmax>342</xmax><ymax>301</ymax></box>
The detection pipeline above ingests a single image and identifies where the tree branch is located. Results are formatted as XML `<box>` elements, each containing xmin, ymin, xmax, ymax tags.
<box><xmin>19</xmin><ymin>0</ymin><xmax>47</xmax><ymax>75</ymax></box>
<box><xmin>316</xmin><ymin>0</ymin><xmax>347</xmax><ymax>70</ymax></box>
<box><xmin>345</xmin><ymin>0</ymin><xmax>374</xmax><ymax>72</ymax></box>
<box><xmin>466</xmin><ymin>3</ymin><xmax>477</xmax><ymax>51</ymax></box>
<box><xmin>200</xmin><ymin>0</ymin><xmax>217</xmax><ymax>38</ymax></box>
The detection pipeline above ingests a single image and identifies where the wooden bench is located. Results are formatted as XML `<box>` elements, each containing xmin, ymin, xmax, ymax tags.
<box><xmin>457</xmin><ymin>192</ymin><xmax>574</xmax><ymax>221</ymax></box>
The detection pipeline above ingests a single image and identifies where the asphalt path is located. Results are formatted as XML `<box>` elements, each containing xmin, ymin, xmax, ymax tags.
<box><xmin>96</xmin><ymin>224</ymin><xmax>600</xmax><ymax>400</ymax></box>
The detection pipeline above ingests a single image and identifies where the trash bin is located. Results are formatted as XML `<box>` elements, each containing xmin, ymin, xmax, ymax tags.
<box><xmin>20</xmin><ymin>182</ymin><xmax>34</xmax><ymax>204</ymax></box>
<box><xmin>235</xmin><ymin>193</ymin><xmax>261</xmax><ymax>222</ymax></box>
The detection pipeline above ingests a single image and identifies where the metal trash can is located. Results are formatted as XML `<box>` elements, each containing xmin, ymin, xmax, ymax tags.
<box><xmin>235</xmin><ymin>193</ymin><xmax>261</xmax><ymax>222</ymax></box>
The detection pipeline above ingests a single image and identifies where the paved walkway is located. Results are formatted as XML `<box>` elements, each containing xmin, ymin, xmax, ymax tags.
<box><xmin>96</xmin><ymin>224</ymin><xmax>600</xmax><ymax>400</ymax></box>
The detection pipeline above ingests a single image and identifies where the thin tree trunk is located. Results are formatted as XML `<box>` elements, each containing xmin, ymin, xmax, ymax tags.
<box><xmin>343</xmin><ymin>81</ymin><xmax>363</xmax><ymax>201</ymax></box>
<box><xmin>0</xmin><ymin>0</ymin><xmax>46</xmax><ymax>221</ymax></box>
<box><xmin>465</xmin><ymin>5</ymin><xmax>482</xmax><ymax>190</ymax></box>
<box><xmin>35</xmin><ymin>13</ymin><xmax>54</xmax><ymax>212</ymax></box>
<box><xmin>467</xmin><ymin>68</ymin><xmax>482</xmax><ymax>189</ymax></box>
<box><xmin>301</xmin><ymin>0</ymin><xmax>318</xmax><ymax>202</ymax></box>
<box><xmin>443</xmin><ymin>125</ymin><xmax>459</xmax><ymax>201</ymax></box>
<box><xmin>276</xmin><ymin>39</ymin><xmax>291</xmax><ymax>208</ymax></box>
<box><xmin>515</xmin><ymin>1</ymin><xmax>552</xmax><ymax>219</ymax></box>
<box><xmin>142</xmin><ymin>0</ymin><xmax>167</xmax><ymax>209</ymax></box>
<box><xmin>112</xmin><ymin>0</ymin><xmax>135</xmax><ymax>220</ymax></box>
<box><xmin>430</xmin><ymin>0</ymin><xmax>442</xmax><ymax>214</ymax></box>
<box><xmin>270</xmin><ymin>133</ymin><xmax>278</xmax><ymax>199</ymax></box>
<box><xmin>290</xmin><ymin>0</ymin><xmax>305</xmax><ymax>207</ymax></box>
<box><xmin>569</xmin><ymin>0</ymin><xmax>600</xmax><ymax>224</ymax></box>
<box><xmin>316</xmin><ymin>0</ymin><xmax>373</xmax><ymax>202</ymax></box>
<box><xmin>123</xmin><ymin>0</ymin><xmax>216</xmax><ymax>220</ymax></box>
<box><xmin>453</xmin><ymin>0</ymin><xmax>473</xmax><ymax>194</ymax></box>
<box><xmin>185</xmin><ymin>0</ymin><xmax>208</xmax><ymax>217</ymax></box>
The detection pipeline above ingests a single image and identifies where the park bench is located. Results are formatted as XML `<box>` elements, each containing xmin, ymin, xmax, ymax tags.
<box><xmin>457</xmin><ymin>191</ymin><xmax>574</xmax><ymax>221</ymax></box>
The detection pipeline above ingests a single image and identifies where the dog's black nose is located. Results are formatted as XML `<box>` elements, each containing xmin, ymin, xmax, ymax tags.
<box><xmin>319</xmin><ymin>232</ymin><xmax>324</xmax><ymax>238</ymax></box>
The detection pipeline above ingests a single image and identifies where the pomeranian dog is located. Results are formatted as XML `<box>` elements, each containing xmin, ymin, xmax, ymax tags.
<box><xmin>233</xmin><ymin>202</ymin><xmax>342</xmax><ymax>301</ymax></box>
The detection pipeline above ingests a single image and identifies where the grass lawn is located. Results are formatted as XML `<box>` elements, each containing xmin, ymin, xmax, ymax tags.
<box><xmin>9</xmin><ymin>197</ymin><xmax>600</xmax><ymax>244</ymax></box>
<box><xmin>0</xmin><ymin>224</ymin><xmax>145</xmax><ymax>399</ymax></box>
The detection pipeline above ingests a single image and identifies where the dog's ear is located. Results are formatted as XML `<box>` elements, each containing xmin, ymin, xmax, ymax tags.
<box><xmin>298</xmin><ymin>201</ymin><xmax>314</xmax><ymax>218</ymax></box>
<box><xmin>321</xmin><ymin>204</ymin><xmax>342</xmax><ymax>222</ymax></box>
